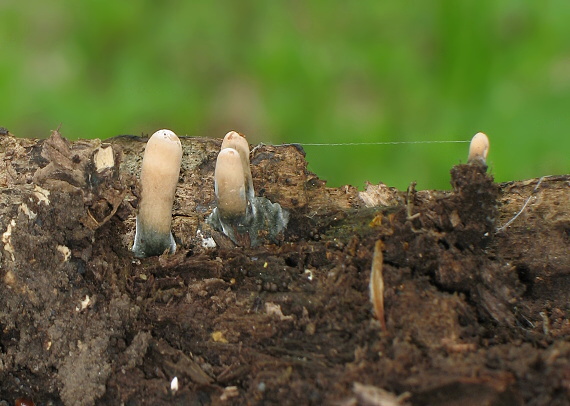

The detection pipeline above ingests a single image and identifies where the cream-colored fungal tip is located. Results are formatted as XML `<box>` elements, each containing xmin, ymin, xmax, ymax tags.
<box><xmin>132</xmin><ymin>129</ymin><xmax>182</xmax><ymax>258</ymax></box>
<box><xmin>468</xmin><ymin>132</ymin><xmax>490</xmax><ymax>164</ymax></box>
<box><xmin>221</xmin><ymin>131</ymin><xmax>249</xmax><ymax>162</ymax></box>
<box><xmin>221</xmin><ymin>131</ymin><xmax>254</xmax><ymax>200</ymax></box>
<box><xmin>215</xmin><ymin>147</ymin><xmax>247</xmax><ymax>219</ymax></box>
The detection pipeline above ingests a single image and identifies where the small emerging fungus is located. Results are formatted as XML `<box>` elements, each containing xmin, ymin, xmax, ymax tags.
<box><xmin>221</xmin><ymin>131</ymin><xmax>255</xmax><ymax>201</ymax></box>
<box><xmin>468</xmin><ymin>132</ymin><xmax>490</xmax><ymax>165</ymax></box>
<box><xmin>132</xmin><ymin>129</ymin><xmax>182</xmax><ymax>258</ymax></box>
<box><xmin>214</xmin><ymin>147</ymin><xmax>247</xmax><ymax>219</ymax></box>
<box><xmin>207</xmin><ymin>130</ymin><xmax>289</xmax><ymax>247</ymax></box>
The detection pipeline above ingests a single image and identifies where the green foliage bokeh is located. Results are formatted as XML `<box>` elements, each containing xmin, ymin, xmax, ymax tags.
<box><xmin>1</xmin><ymin>1</ymin><xmax>569</xmax><ymax>190</ymax></box>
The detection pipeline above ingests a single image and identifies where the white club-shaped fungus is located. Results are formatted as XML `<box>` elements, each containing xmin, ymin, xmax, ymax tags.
<box><xmin>468</xmin><ymin>132</ymin><xmax>490</xmax><ymax>165</ymax></box>
<box><xmin>221</xmin><ymin>131</ymin><xmax>254</xmax><ymax>201</ymax></box>
<box><xmin>214</xmin><ymin>147</ymin><xmax>247</xmax><ymax>219</ymax></box>
<box><xmin>206</xmin><ymin>130</ymin><xmax>289</xmax><ymax>247</ymax></box>
<box><xmin>132</xmin><ymin>129</ymin><xmax>182</xmax><ymax>258</ymax></box>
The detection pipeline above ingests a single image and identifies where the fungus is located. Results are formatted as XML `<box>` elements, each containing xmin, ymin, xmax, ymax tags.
<box><xmin>132</xmin><ymin>129</ymin><xmax>182</xmax><ymax>258</ymax></box>
<box><xmin>468</xmin><ymin>132</ymin><xmax>489</xmax><ymax>165</ymax></box>
<box><xmin>221</xmin><ymin>131</ymin><xmax>255</xmax><ymax>201</ymax></box>
<box><xmin>207</xmin><ymin>131</ymin><xmax>288</xmax><ymax>247</ymax></box>
<box><xmin>214</xmin><ymin>148</ymin><xmax>248</xmax><ymax>219</ymax></box>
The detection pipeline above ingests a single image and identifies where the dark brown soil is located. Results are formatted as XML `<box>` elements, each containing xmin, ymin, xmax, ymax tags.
<box><xmin>0</xmin><ymin>130</ymin><xmax>569</xmax><ymax>406</ymax></box>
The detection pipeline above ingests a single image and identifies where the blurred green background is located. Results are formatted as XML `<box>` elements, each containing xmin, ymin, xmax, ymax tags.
<box><xmin>1</xmin><ymin>1</ymin><xmax>569</xmax><ymax>190</ymax></box>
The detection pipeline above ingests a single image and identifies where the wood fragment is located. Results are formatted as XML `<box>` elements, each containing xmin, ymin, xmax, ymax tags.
<box><xmin>353</xmin><ymin>382</ymin><xmax>411</xmax><ymax>406</ymax></box>
<box><xmin>496</xmin><ymin>175</ymin><xmax>546</xmax><ymax>232</ymax></box>
<box><xmin>370</xmin><ymin>240</ymin><xmax>387</xmax><ymax>331</ymax></box>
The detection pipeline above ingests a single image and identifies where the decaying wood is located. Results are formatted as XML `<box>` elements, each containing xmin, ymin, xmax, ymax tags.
<box><xmin>0</xmin><ymin>129</ymin><xmax>569</xmax><ymax>405</ymax></box>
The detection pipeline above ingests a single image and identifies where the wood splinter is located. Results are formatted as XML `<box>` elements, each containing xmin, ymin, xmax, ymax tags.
<box><xmin>370</xmin><ymin>240</ymin><xmax>387</xmax><ymax>331</ymax></box>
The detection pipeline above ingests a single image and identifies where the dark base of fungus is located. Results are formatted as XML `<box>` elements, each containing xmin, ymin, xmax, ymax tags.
<box><xmin>132</xmin><ymin>219</ymin><xmax>176</xmax><ymax>258</ymax></box>
<box><xmin>0</xmin><ymin>130</ymin><xmax>569</xmax><ymax>406</ymax></box>
<box><xmin>206</xmin><ymin>196</ymin><xmax>289</xmax><ymax>247</ymax></box>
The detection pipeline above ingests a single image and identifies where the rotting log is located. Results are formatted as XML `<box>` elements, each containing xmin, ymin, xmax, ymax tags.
<box><xmin>0</xmin><ymin>129</ymin><xmax>569</xmax><ymax>405</ymax></box>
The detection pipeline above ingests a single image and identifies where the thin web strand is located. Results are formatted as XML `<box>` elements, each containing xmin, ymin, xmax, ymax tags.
<box><xmin>287</xmin><ymin>140</ymin><xmax>470</xmax><ymax>147</ymax></box>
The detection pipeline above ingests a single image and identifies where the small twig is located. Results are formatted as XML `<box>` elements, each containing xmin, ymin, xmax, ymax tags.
<box><xmin>496</xmin><ymin>176</ymin><xmax>546</xmax><ymax>232</ymax></box>
<box><xmin>405</xmin><ymin>182</ymin><xmax>424</xmax><ymax>233</ymax></box>
<box><xmin>250</xmin><ymin>143</ymin><xmax>266</xmax><ymax>156</ymax></box>
<box><xmin>539</xmin><ymin>311</ymin><xmax>550</xmax><ymax>336</ymax></box>
<box><xmin>405</xmin><ymin>182</ymin><xmax>416</xmax><ymax>220</ymax></box>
